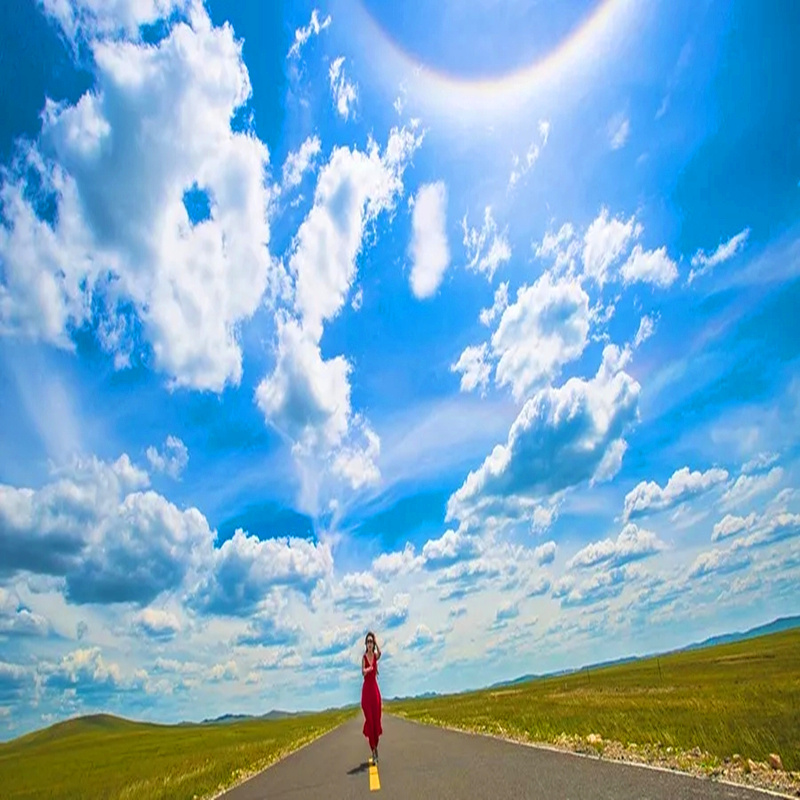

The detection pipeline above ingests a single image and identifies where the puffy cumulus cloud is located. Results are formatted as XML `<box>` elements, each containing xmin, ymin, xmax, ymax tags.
<box><xmin>420</xmin><ymin>528</ymin><xmax>483</xmax><ymax>569</ymax></box>
<box><xmin>533</xmin><ymin>541</ymin><xmax>557</xmax><ymax>566</ymax></box>
<box><xmin>688</xmin><ymin>547</ymin><xmax>751</xmax><ymax>579</ymax></box>
<box><xmin>582</xmin><ymin>207</ymin><xmax>641</xmax><ymax>287</ymax></box>
<box><xmin>311</xmin><ymin>625</ymin><xmax>359</xmax><ymax>657</ymax></box>
<box><xmin>689</xmin><ymin>227</ymin><xmax>750</xmax><ymax>284</ymax></box>
<box><xmin>376</xmin><ymin>593</ymin><xmax>410</xmax><ymax>629</ymax></box>
<box><xmin>287</xmin><ymin>8</ymin><xmax>331</xmax><ymax>59</ymax></box>
<box><xmin>372</xmin><ymin>543</ymin><xmax>424</xmax><ymax>578</ymax></box>
<box><xmin>491</xmin><ymin>600</ymin><xmax>520</xmax><ymax>629</ymax></box>
<box><xmin>329</xmin><ymin>571</ymin><xmax>383</xmax><ymax>611</ymax></box>
<box><xmin>717</xmin><ymin>506</ymin><xmax>800</xmax><ymax>551</ymax></box>
<box><xmin>462</xmin><ymin>207</ymin><xmax>511</xmax><ymax>281</ymax></box>
<box><xmin>235</xmin><ymin>593</ymin><xmax>304</xmax><ymax>648</ymax></box>
<box><xmin>405</xmin><ymin>623</ymin><xmax>441</xmax><ymax>651</ymax></box>
<box><xmin>146</xmin><ymin>435</ymin><xmax>188</xmax><ymax>480</ymax></box>
<box><xmin>453</xmin><ymin>271</ymin><xmax>591</xmax><ymax>402</ymax></box>
<box><xmin>1</xmin><ymin>452</ymin><xmax>335</xmax><ymax>620</ymax></box>
<box><xmin>490</xmin><ymin>272</ymin><xmax>590</xmax><ymax>401</ymax></box>
<box><xmin>718</xmin><ymin>466</ymin><xmax>784</xmax><ymax>512</ymax></box>
<box><xmin>256</xmin><ymin>125</ymin><xmax>423</xmax><ymax>493</ymax></box>
<box><xmin>620</xmin><ymin>244</ymin><xmax>679</xmax><ymax>288</ymax></box>
<box><xmin>331</xmin><ymin>419</ymin><xmax>381</xmax><ymax>490</ymax></box>
<box><xmin>450</xmin><ymin>343</ymin><xmax>492</xmax><ymax>395</ymax></box>
<box><xmin>131</xmin><ymin>607</ymin><xmax>181</xmax><ymax>641</ymax></box>
<box><xmin>329</xmin><ymin>57</ymin><xmax>358</xmax><ymax>120</ymax></box>
<box><xmin>42</xmin><ymin>0</ymin><xmax>189</xmax><ymax>40</ymax></box>
<box><xmin>285</xmin><ymin>126</ymin><xmax>423</xmax><ymax>340</ymax></box>
<box><xmin>0</xmin><ymin>7</ymin><xmax>279</xmax><ymax>392</ymax></box>
<box><xmin>712</xmin><ymin>513</ymin><xmax>758</xmax><ymax>542</ymax></box>
<box><xmin>0</xmin><ymin>454</ymin><xmax>210</xmax><ymax>605</ymax></box>
<box><xmin>256</xmin><ymin>313</ymin><xmax>351</xmax><ymax>454</ymax></box>
<box><xmin>187</xmin><ymin>529</ymin><xmax>333</xmax><ymax>617</ymax></box>
<box><xmin>553</xmin><ymin>566</ymin><xmax>631</xmax><ymax>608</ymax></box>
<box><xmin>622</xmin><ymin>466</ymin><xmax>729</xmax><ymax>523</ymax></box>
<box><xmin>535</xmin><ymin>207</ymin><xmax>678</xmax><ymax>290</ymax></box>
<box><xmin>409</xmin><ymin>181</ymin><xmax>450</xmax><ymax>299</ymax></box>
<box><xmin>567</xmin><ymin>524</ymin><xmax>666</xmax><ymax>570</ymax></box>
<box><xmin>447</xmin><ymin>344</ymin><xmax>640</xmax><ymax>528</ymax></box>
<box><xmin>40</xmin><ymin>647</ymin><xmax>142</xmax><ymax>702</ymax></box>
<box><xmin>0</xmin><ymin>588</ymin><xmax>50</xmax><ymax>637</ymax></box>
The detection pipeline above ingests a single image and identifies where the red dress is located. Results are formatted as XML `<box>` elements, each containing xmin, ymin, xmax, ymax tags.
<box><xmin>361</xmin><ymin>653</ymin><xmax>382</xmax><ymax>750</ymax></box>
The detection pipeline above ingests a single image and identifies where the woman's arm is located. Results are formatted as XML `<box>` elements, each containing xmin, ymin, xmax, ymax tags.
<box><xmin>362</xmin><ymin>656</ymin><xmax>372</xmax><ymax>677</ymax></box>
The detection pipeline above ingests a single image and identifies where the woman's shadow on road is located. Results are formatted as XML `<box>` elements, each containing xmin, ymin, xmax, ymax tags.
<box><xmin>346</xmin><ymin>762</ymin><xmax>371</xmax><ymax>776</ymax></box>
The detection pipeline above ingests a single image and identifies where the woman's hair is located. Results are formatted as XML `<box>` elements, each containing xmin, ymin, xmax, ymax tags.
<box><xmin>364</xmin><ymin>631</ymin><xmax>378</xmax><ymax>674</ymax></box>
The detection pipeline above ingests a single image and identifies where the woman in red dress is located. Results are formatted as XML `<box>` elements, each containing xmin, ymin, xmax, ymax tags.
<box><xmin>361</xmin><ymin>631</ymin><xmax>382</xmax><ymax>763</ymax></box>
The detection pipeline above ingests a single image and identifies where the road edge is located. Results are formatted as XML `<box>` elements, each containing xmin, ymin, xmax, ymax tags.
<box><xmin>385</xmin><ymin>713</ymin><xmax>796</xmax><ymax>800</ymax></box>
<box><xmin>209</xmin><ymin>711</ymin><xmax>360</xmax><ymax>800</ymax></box>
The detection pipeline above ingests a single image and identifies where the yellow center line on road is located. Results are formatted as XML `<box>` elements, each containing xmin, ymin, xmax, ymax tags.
<box><xmin>368</xmin><ymin>758</ymin><xmax>381</xmax><ymax>791</ymax></box>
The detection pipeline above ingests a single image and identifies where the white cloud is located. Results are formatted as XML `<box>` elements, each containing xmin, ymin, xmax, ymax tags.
<box><xmin>42</xmin><ymin>0</ymin><xmax>189</xmax><ymax>40</ymax></box>
<box><xmin>0</xmin><ymin>588</ymin><xmax>50</xmax><ymax>637</ymax></box>
<box><xmin>711</xmin><ymin>512</ymin><xmax>758</xmax><ymax>542</ymax></box>
<box><xmin>491</xmin><ymin>272</ymin><xmax>591</xmax><ymax>401</ymax></box>
<box><xmin>131</xmin><ymin>607</ymin><xmax>181</xmax><ymax>640</ymax></box>
<box><xmin>479</xmin><ymin>281</ymin><xmax>509</xmax><ymax>327</ymax></box>
<box><xmin>741</xmin><ymin>452</ymin><xmax>779</xmax><ymax>475</ymax></box>
<box><xmin>534</xmin><ymin>541</ymin><xmax>557</xmax><ymax>565</ymax></box>
<box><xmin>450</xmin><ymin>343</ymin><xmax>491</xmax><ymax>395</ymax></box>
<box><xmin>567</xmin><ymin>523</ymin><xmax>666</xmax><ymax>570</ymax></box>
<box><xmin>689</xmin><ymin>228</ymin><xmax>750</xmax><ymax>284</ymax></box>
<box><xmin>447</xmin><ymin>344</ymin><xmax>640</xmax><ymax>528</ymax></box>
<box><xmin>409</xmin><ymin>181</ymin><xmax>450</xmax><ymax>299</ymax></box>
<box><xmin>582</xmin><ymin>207</ymin><xmax>641</xmax><ymax>287</ymax></box>
<box><xmin>535</xmin><ymin>223</ymin><xmax>581</xmax><ymax>275</ymax></box>
<box><xmin>718</xmin><ymin>466</ymin><xmax>784</xmax><ymax>512</ymax></box>
<box><xmin>0</xmin><ymin>8</ymin><xmax>278</xmax><ymax>393</ymax></box>
<box><xmin>634</xmin><ymin>314</ymin><xmax>657</xmax><ymax>348</ymax></box>
<box><xmin>620</xmin><ymin>244</ymin><xmax>679</xmax><ymax>288</ymax></box>
<box><xmin>689</xmin><ymin>547</ymin><xmax>751</xmax><ymax>579</ymax></box>
<box><xmin>372</xmin><ymin>543</ymin><xmax>423</xmax><ymax>578</ymax></box>
<box><xmin>453</xmin><ymin>271</ymin><xmax>591</xmax><ymax>403</ymax></box>
<box><xmin>188</xmin><ymin>529</ymin><xmax>333</xmax><ymax>617</ymax></box>
<box><xmin>607</xmin><ymin>113</ymin><xmax>630</xmax><ymax>150</ymax></box>
<box><xmin>146</xmin><ymin>435</ymin><xmax>189</xmax><ymax>479</ymax></box>
<box><xmin>287</xmin><ymin>8</ymin><xmax>331</xmax><ymax>59</ymax></box>
<box><xmin>281</xmin><ymin>135</ymin><xmax>322</xmax><ymax>191</ymax></box>
<box><xmin>255</xmin><ymin>126</ymin><xmax>423</xmax><ymax>492</ymax></box>
<box><xmin>462</xmin><ymin>207</ymin><xmax>511</xmax><ymax>281</ymax></box>
<box><xmin>508</xmin><ymin>120</ymin><xmax>550</xmax><ymax>188</ymax></box>
<box><xmin>329</xmin><ymin>57</ymin><xmax>358</xmax><ymax>120</ymax></box>
<box><xmin>622</xmin><ymin>466</ymin><xmax>729</xmax><ymax>522</ymax></box>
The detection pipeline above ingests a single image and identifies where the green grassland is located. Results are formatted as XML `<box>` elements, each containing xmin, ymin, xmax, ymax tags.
<box><xmin>386</xmin><ymin>628</ymin><xmax>800</xmax><ymax>772</ymax></box>
<box><xmin>0</xmin><ymin>707</ymin><xmax>356</xmax><ymax>800</ymax></box>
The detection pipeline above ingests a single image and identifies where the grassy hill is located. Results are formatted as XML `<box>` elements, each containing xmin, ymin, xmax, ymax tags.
<box><xmin>0</xmin><ymin>707</ymin><xmax>355</xmax><ymax>800</ymax></box>
<box><xmin>386</xmin><ymin>627</ymin><xmax>800</xmax><ymax>773</ymax></box>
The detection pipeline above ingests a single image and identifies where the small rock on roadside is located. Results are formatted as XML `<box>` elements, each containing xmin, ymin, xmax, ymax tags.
<box><xmin>587</xmin><ymin>733</ymin><xmax>603</xmax><ymax>745</ymax></box>
<box><xmin>769</xmin><ymin>753</ymin><xmax>783</xmax><ymax>771</ymax></box>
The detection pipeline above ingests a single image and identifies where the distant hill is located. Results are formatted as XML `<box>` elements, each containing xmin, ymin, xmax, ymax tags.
<box><xmin>200</xmin><ymin>709</ymin><xmax>304</xmax><ymax>724</ymax></box>
<box><xmin>485</xmin><ymin>616</ymin><xmax>800</xmax><ymax>691</ymax></box>
<box><xmin>676</xmin><ymin>615</ymin><xmax>800</xmax><ymax>652</ymax></box>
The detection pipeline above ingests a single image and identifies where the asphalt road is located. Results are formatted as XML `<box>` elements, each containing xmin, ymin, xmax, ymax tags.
<box><xmin>220</xmin><ymin>714</ymin><xmax>784</xmax><ymax>799</ymax></box>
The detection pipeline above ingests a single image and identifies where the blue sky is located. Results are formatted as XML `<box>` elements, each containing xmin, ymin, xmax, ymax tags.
<box><xmin>0</xmin><ymin>0</ymin><xmax>799</xmax><ymax>740</ymax></box>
